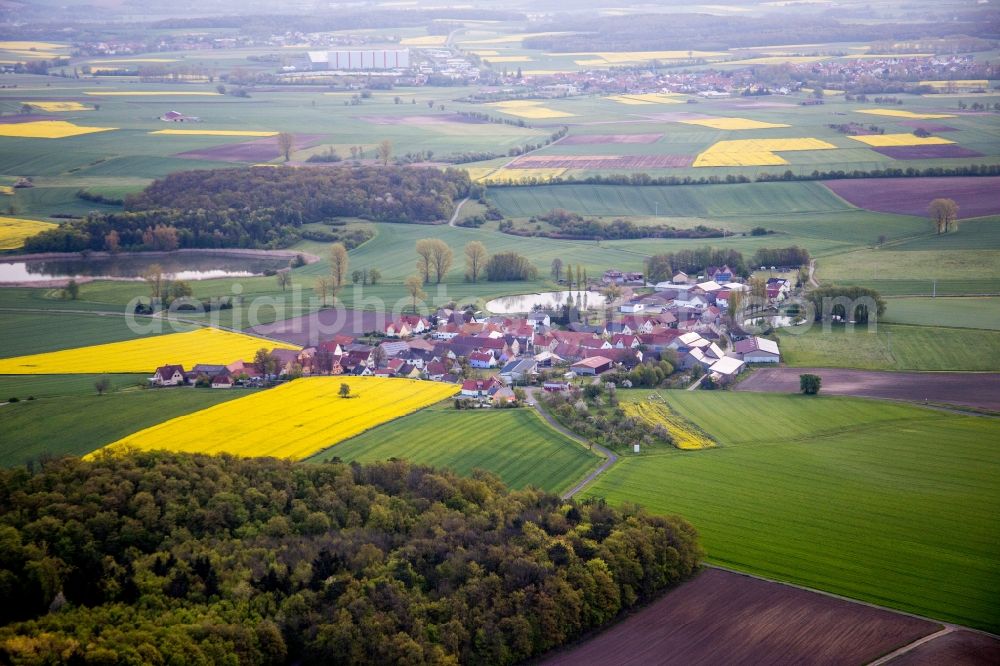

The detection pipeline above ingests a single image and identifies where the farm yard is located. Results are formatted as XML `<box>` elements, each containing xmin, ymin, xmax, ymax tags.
<box><xmin>584</xmin><ymin>392</ymin><xmax>1000</xmax><ymax>632</ymax></box>
<box><xmin>98</xmin><ymin>376</ymin><xmax>458</xmax><ymax>461</ymax></box>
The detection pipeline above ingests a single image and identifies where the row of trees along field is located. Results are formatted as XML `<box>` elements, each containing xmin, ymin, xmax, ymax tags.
<box><xmin>23</xmin><ymin>167</ymin><xmax>474</xmax><ymax>253</ymax></box>
<box><xmin>645</xmin><ymin>246</ymin><xmax>811</xmax><ymax>282</ymax></box>
<box><xmin>0</xmin><ymin>453</ymin><xmax>701</xmax><ymax>665</ymax></box>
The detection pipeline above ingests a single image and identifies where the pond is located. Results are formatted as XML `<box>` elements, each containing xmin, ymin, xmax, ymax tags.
<box><xmin>486</xmin><ymin>290</ymin><xmax>608</xmax><ymax>313</ymax></box>
<box><xmin>0</xmin><ymin>253</ymin><xmax>294</xmax><ymax>284</ymax></box>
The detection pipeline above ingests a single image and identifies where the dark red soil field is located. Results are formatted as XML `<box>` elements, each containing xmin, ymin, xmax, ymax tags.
<box><xmin>247</xmin><ymin>308</ymin><xmax>385</xmax><ymax>346</ymax></box>
<box><xmin>0</xmin><ymin>114</ymin><xmax>52</xmax><ymax>124</ymax></box>
<box><xmin>897</xmin><ymin>121</ymin><xmax>959</xmax><ymax>132</ymax></box>
<box><xmin>511</xmin><ymin>155</ymin><xmax>693</xmax><ymax>169</ymax></box>
<box><xmin>873</xmin><ymin>145</ymin><xmax>984</xmax><ymax>160</ymax></box>
<box><xmin>735</xmin><ymin>367</ymin><xmax>1000</xmax><ymax>411</ymax></box>
<box><xmin>823</xmin><ymin>177</ymin><xmax>1000</xmax><ymax>219</ymax></box>
<box><xmin>560</xmin><ymin>133</ymin><xmax>663</xmax><ymax>145</ymax></box>
<box><xmin>175</xmin><ymin>134</ymin><xmax>325</xmax><ymax>163</ymax></box>
<box><xmin>541</xmin><ymin>568</ymin><xmax>938</xmax><ymax>666</ymax></box>
<box><xmin>886</xmin><ymin>630</ymin><xmax>1000</xmax><ymax>665</ymax></box>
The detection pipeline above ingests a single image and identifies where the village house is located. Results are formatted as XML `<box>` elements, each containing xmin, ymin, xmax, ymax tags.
<box><xmin>211</xmin><ymin>373</ymin><xmax>234</xmax><ymax>389</ymax></box>
<box><xmin>708</xmin><ymin>356</ymin><xmax>745</xmax><ymax>383</ymax></box>
<box><xmin>150</xmin><ymin>364</ymin><xmax>186</xmax><ymax>387</ymax></box>
<box><xmin>460</xmin><ymin>376</ymin><xmax>504</xmax><ymax>399</ymax></box>
<box><xmin>469</xmin><ymin>350</ymin><xmax>497</xmax><ymax>369</ymax></box>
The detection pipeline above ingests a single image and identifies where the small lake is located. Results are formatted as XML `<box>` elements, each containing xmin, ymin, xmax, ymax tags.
<box><xmin>486</xmin><ymin>290</ymin><xmax>608</xmax><ymax>313</ymax></box>
<box><xmin>0</xmin><ymin>253</ymin><xmax>293</xmax><ymax>284</ymax></box>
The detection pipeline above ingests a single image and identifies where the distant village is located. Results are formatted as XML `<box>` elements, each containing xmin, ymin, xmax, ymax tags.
<box><xmin>152</xmin><ymin>266</ymin><xmax>789</xmax><ymax>404</ymax></box>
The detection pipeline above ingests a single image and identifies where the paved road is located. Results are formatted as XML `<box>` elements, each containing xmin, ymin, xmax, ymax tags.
<box><xmin>524</xmin><ymin>387</ymin><xmax>619</xmax><ymax>499</ymax></box>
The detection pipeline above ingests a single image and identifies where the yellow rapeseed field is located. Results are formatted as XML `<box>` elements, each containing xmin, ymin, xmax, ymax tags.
<box><xmin>855</xmin><ymin>108</ymin><xmax>956</xmax><ymax>120</ymax></box>
<box><xmin>477</xmin><ymin>167</ymin><xmax>567</xmax><ymax>184</ymax></box>
<box><xmin>26</xmin><ymin>101</ymin><xmax>92</xmax><ymax>112</ymax></box>
<box><xmin>483</xmin><ymin>56</ymin><xmax>534</xmax><ymax>63</ymax></box>
<box><xmin>150</xmin><ymin>129</ymin><xmax>279</xmax><ymax>137</ymax></box>
<box><xmin>623</xmin><ymin>401</ymin><xmax>715</xmax><ymax>450</ymax></box>
<box><xmin>85</xmin><ymin>91</ymin><xmax>221</xmax><ymax>96</ymax></box>
<box><xmin>399</xmin><ymin>35</ymin><xmax>448</xmax><ymax>46</ymax></box>
<box><xmin>96</xmin><ymin>377</ymin><xmax>459</xmax><ymax>460</ymax></box>
<box><xmin>679</xmin><ymin>117</ymin><xmax>790</xmax><ymax>130</ymax></box>
<box><xmin>919</xmin><ymin>80</ymin><xmax>989</xmax><ymax>89</ymax></box>
<box><xmin>0</xmin><ymin>186</ymin><xmax>13</xmax><ymax>195</ymax></box>
<box><xmin>0</xmin><ymin>328</ymin><xmax>299</xmax><ymax>374</ymax></box>
<box><xmin>848</xmin><ymin>133</ymin><xmax>954</xmax><ymax>147</ymax></box>
<box><xmin>0</xmin><ymin>216</ymin><xmax>56</xmax><ymax>250</ymax></box>
<box><xmin>487</xmin><ymin>100</ymin><xmax>574</xmax><ymax>119</ymax></box>
<box><xmin>725</xmin><ymin>55</ymin><xmax>830</xmax><ymax>65</ymax></box>
<box><xmin>0</xmin><ymin>120</ymin><xmax>117</xmax><ymax>139</ymax></box>
<box><xmin>0</xmin><ymin>41</ymin><xmax>67</xmax><ymax>52</ymax></box>
<box><xmin>461</xmin><ymin>32</ymin><xmax>571</xmax><ymax>45</ymax></box>
<box><xmin>469</xmin><ymin>50</ymin><xmax>500</xmax><ymax>56</ymax></box>
<box><xmin>694</xmin><ymin>138</ymin><xmax>836</xmax><ymax>167</ymax></box>
<box><xmin>606</xmin><ymin>93</ymin><xmax>683</xmax><ymax>105</ymax></box>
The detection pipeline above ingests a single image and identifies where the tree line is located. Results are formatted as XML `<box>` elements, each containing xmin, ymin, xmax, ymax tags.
<box><xmin>0</xmin><ymin>452</ymin><xmax>701</xmax><ymax>665</ymax></box>
<box><xmin>24</xmin><ymin>167</ymin><xmax>471</xmax><ymax>253</ymax></box>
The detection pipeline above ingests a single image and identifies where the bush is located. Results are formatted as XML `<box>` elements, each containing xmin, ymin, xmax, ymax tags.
<box><xmin>800</xmin><ymin>373</ymin><xmax>822</xmax><ymax>395</ymax></box>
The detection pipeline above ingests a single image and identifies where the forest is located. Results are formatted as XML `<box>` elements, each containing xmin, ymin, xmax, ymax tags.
<box><xmin>23</xmin><ymin>167</ymin><xmax>472</xmax><ymax>253</ymax></box>
<box><xmin>646</xmin><ymin>248</ymin><xmax>748</xmax><ymax>282</ymax></box>
<box><xmin>506</xmin><ymin>210</ymin><xmax>725</xmax><ymax>241</ymax></box>
<box><xmin>0</xmin><ymin>452</ymin><xmax>701</xmax><ymax>665</ymax></box>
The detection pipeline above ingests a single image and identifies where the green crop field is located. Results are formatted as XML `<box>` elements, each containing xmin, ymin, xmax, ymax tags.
<box><xmin>583</xmin><ymin>391</ymin><xmax>1000</xmax><ymax>632</ymax></box>
<box><xmin>776</xmin><ymin>323</ymin><xmax>1000</xmax><ymax>371</ymax></box>
<box><xmin>0</xmin><ymin>373</ymin><xmax>147</xmax><ymax>398</ymax></box>
<box><xmin>0</xmin><ymin>311</ymin><xmax>188</xmax><ymax>357</ymax></box>
<box><xmin>309</xmin><ymin>405</ymin><xmax>600</xmax><ymax>494</ymax></box>
<box><xmin>0</xmin><ymin>387</ymin><xmax>246</xmax><ymax>467</ymax></box>
<box><xmin>883</xmin><ymin>297</ymin><xmax>1000</xmax><ymax>330</ymax></box>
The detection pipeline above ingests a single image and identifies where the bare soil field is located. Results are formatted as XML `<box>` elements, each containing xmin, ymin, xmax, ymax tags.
<box><xmin>823</xmin><ymin>177</ymin><xmax>1000</xmax><ymax>219</ymax></box>
<box><xmin>560</xmin><ymin>133</ymin><xmax>663</xmax><ymax>145</ymax></box>
<box><xmin>886</xmin><ymin>630</ymin><xmax>1000</xmax><ymax>665</ymax></box>
<box><xmin>736</xmin><ymin>367</ymin><xmax>1000</xmax><ymax>411</ymax></box>
<box><xmin>247</xmin><ymin>308</ymin><xmax>385</xmax><ymax>346</ymax></box>
<box><xmin>897</xmin><ymin>121</ymin><xmax>959</xmax><ymax>132</ymax></box>
<box><xmin>636</xmin><ymin>111</ymin><xmax>717</xmax><ymax>122</ymax></box>
<box><xmin>0</xmin><ymin>114</ymin><xmax>51</xmax><ymax>123</ymax></box>
<box><xmin>175</xmin><ymin>134</ymin><xmax>325</xmax><ymax>162</ymax></box>
<box><xmin>541</xmin><ymin>568</ymin><xmax>938</xmax><ymax>666</ymax></box>
<box><xmin>873</xmin><ymin>145</ymin><xmax>984</xmax><ymax>160</ymax></box>
<box><xmin>511</xmin><ymin>155</ymin><xmax>692</xmax><ymax>168</ymax></box>
<box><xmin>356</xmin><ymin>114</ymin><xmax>486</xmax><ymax>127</ymax></box>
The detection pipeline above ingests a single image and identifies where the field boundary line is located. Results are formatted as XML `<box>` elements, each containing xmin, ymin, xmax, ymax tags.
<box><xmin>867</xmin><ymin>627</ymin><xmax>955</xmax><ymax>665</ymax></box>
<box><xmin>447</xmin><ymin>196</ymin><xmax>470</xmax><ymax>227</ymax></box>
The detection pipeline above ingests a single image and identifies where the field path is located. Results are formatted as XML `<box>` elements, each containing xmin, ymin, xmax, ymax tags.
<box><xmin>868</xmin><ymin>627</ymin><xmax>955</xmax><ymax>665</ymax></box>
<box><xmin>525</xmin><ymin>387</ymin><xmax>618</xmax><ymax>499</ymax></box>
<box><xmin>447</xmin><ymin>196</ymin><xmax>470</xmax><ymax>227</ymax></box>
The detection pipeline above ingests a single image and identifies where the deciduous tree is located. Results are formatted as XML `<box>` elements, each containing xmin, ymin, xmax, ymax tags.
<box><xmin>929</xmin><ymin>198</ymin><xmax>959</xmax><ymax>234</ymax></box>
<box><xmin>277</xmin><ymin>132</ymin><xmax>295</xmax><ymax>162</ymax></box>
<box><xmin>464</xmin><ymin>241</ymin><xmax>487</xmax><ymax>283</ymax></box>
<box><xmin>405</xmin><ymin>275</ymin><xmax>426</xmax><ymax>313</ymax></box>
<box><xmin>329</xmin><ymin>243</ymin><xmax>349</xmax><ymax>295</ymax></box>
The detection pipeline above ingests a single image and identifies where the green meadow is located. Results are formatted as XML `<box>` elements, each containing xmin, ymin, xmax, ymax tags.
<box><xmin>310</xmin><ymin>405</ymin><xmax>601</xmax><ymax>494</ymax></box>
<box><xmin>0</xmin><ymin>384</ymin><xmax>246</xmax><ymax>468</ymax></box>
<box><xmin>583</xmin><ymin>391</ymin><xmax>1000</xmax><ymax>632</ymax></box>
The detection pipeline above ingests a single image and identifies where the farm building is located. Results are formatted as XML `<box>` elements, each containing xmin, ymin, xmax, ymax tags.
<box><xmin>159</xmin><ymin>110</ymin><xmax>199</xmax><ymax>122</ymax></box>
<box><xmin>571</xmin><ymin>356</ymin><xmax>613</xmax><ymax>376</ymax></box>
<box><xmin>307</xmin><ymin>49</ymin><xmax>411</xmax><ymax>71</ymax></box>
<box><xmin>734</xmin><ymin>337</ymin><xmax>781</xmax><ymax>363</ymax></box>
<box><xmin>500</xmin><ymin>358</ymin><xmax>537</xmax><ymax>384</ymax></box>
<box><xmin>708</xmin><ymin>356</ymin><xmax>745</xmax><ymax>383</ymax></box>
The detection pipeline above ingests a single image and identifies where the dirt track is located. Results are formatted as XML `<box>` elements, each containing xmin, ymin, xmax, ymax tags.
<box><xmin>885</xmin><ymin>630</ymin><xmax>1000</xmax><ymax>665</ymax></box>
<box><xmin>541</xmin><ymin>568</ymin><xmax>939</xmax><ymax>666</ymax></box>
<box><xmin>736</xmin><ymin>367</ymin><xmax>1000</xmax><ymax>411</ymax></box>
